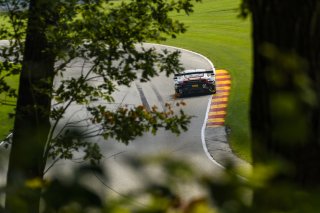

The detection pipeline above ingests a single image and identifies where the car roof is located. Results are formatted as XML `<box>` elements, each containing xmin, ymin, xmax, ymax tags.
<box><xmin>182</xmin><ymin>69</ymin><xmax>206</xmax><ymax>74</ymax></box>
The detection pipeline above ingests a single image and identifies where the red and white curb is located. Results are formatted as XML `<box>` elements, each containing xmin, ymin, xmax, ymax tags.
<box><xmin>207</xmin><ymin>69</ymin><xmax>231</xmax><ymax>127</ymax></box>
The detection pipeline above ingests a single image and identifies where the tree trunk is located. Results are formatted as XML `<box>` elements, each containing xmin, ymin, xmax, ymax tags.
<box><xmin>5</xmin><ymin>0</ymin><xmax>55</xmax><ymax>212</ymax></box>
<box><xmin>250</xmin><ymin>0</ymin><xmax>320</xmax><ymax>210</ymax></box>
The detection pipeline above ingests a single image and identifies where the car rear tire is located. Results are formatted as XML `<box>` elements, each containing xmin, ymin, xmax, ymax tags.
<box><xmin>178</xmin><ymin>89</ymin><xmax>184</xmax><ymax>97</ymax></box>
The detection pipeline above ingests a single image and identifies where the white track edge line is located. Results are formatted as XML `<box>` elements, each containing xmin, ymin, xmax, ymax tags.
<box><xmin>201</xmin><ymin>96</ymin><xmax>225</xmax><ymax>168</ymax></box>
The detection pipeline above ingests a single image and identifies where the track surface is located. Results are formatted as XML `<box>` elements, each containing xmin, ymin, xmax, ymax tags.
<box><xmin>48</xmin><ymin>44</ymin><xmax>224</xmax><ymax>201</ymax></box>
<box><xmin>0</xmin><ymin>43</ymin><xmax>224</xmax><ymax>204</ymax></box>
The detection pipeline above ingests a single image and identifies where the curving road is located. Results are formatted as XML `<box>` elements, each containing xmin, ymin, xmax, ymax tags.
<box><xmin>1</xmin><ymin>42</ymin><xmax>224</xmax><ymax>204</ymax></box>
<box><xmin>47</xmin><ymin>43</ymin><xmax>224</xmax><ymax>203</ymax></box>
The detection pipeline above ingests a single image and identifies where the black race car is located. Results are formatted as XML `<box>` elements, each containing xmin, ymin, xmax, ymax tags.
<box><xmin>174</xmin><ymin>69</ymin><xmax>216</xmax><ymax>97</ymax></box>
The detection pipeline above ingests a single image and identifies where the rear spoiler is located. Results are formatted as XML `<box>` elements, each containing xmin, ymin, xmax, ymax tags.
<box><xmin>174</xmin><ymin>70</ymin><xmax>214</xmax><ymax>79</ymax></box>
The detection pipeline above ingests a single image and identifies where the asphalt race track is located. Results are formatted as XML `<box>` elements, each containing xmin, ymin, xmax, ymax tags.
<box><xmin>0</xmin><ymin>42</ymin><xmax>224</xmax><ymax>204</ymax></box>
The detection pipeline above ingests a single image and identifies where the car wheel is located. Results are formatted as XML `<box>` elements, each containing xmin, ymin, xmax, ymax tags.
<box><xmin>178</xmin><ymin>89</ymin><xmax>184</xmax><ymax>97</ymax></box>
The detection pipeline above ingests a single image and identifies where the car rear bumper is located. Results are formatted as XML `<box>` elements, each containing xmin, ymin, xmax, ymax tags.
<box><xmin>176</xmin><ymin>83</ymin><xmax>216</xmax><ymax>95</ymax></box>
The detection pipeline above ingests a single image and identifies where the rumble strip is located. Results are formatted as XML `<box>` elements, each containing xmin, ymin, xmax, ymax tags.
<box><xmin>207</xmin><ymin>69</ymin><xmax>231</xmax><ymax>127</ymax></box>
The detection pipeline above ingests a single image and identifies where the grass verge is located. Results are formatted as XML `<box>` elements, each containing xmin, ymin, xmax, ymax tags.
<box><xmin>0</xmin><ymin>75</ymin><xmax>17</xmax><ymax>140</ymax></box>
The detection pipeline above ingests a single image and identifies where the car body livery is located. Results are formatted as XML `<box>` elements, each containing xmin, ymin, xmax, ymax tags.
<box><xmin>174</xmin><ymin>69</ymin><xmax>216</xmax><ymax>97</ymax></box>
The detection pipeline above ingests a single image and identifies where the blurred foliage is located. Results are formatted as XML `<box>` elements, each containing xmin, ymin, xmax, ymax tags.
<box><xmin>259</xmin><ymin>43</ymin><xmax>316</xmax><ymax>145</ymax></box>
<box><xmin>241</xmin><ymin>1</ymin><xmax>320</xmax><ymax>212</ymax></box>
<box><xmin>0</xmin><ymin>153</ymin><xmax>317</xmax><ymax>212</ymax></box>
<box><xmin>40</xmin><ymin>154</ymin><xmax>222</xmax><ymax>213</ymax></box>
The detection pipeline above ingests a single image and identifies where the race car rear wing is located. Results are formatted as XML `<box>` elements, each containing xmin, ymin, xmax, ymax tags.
<box><xmin>174</xmin><ymin>70</ymin><xmax>215</xmax><ymax>80</ymax></box>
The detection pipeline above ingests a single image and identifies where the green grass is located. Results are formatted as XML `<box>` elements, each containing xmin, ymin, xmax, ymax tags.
<box><xmin>0</xmin><ymin>0</ymin><xmax>252</xmax><ymax>162</ymax></box>
<box><xmin>0</xmin><ymin>105</ymin><xmax>15</xmax><ymax>139</ymax></box>
<box><xmin>162</xmin><ymin>0</ymin><xmax>252</xmax><ymax>161</ymax></box>
<box><xmin>0</xmin><ymin>13</ymin><xmax>12</xmax><ymax>39</ymax></box>
<box><xmin>0</xmin><ymin>13</ymin><xmax>17</xmax><ymax>139</ymax></box>
<box><xmin>0</xmin><ymin>75</ymin><xmax>17</xmax><ymax>139</ymax></box>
